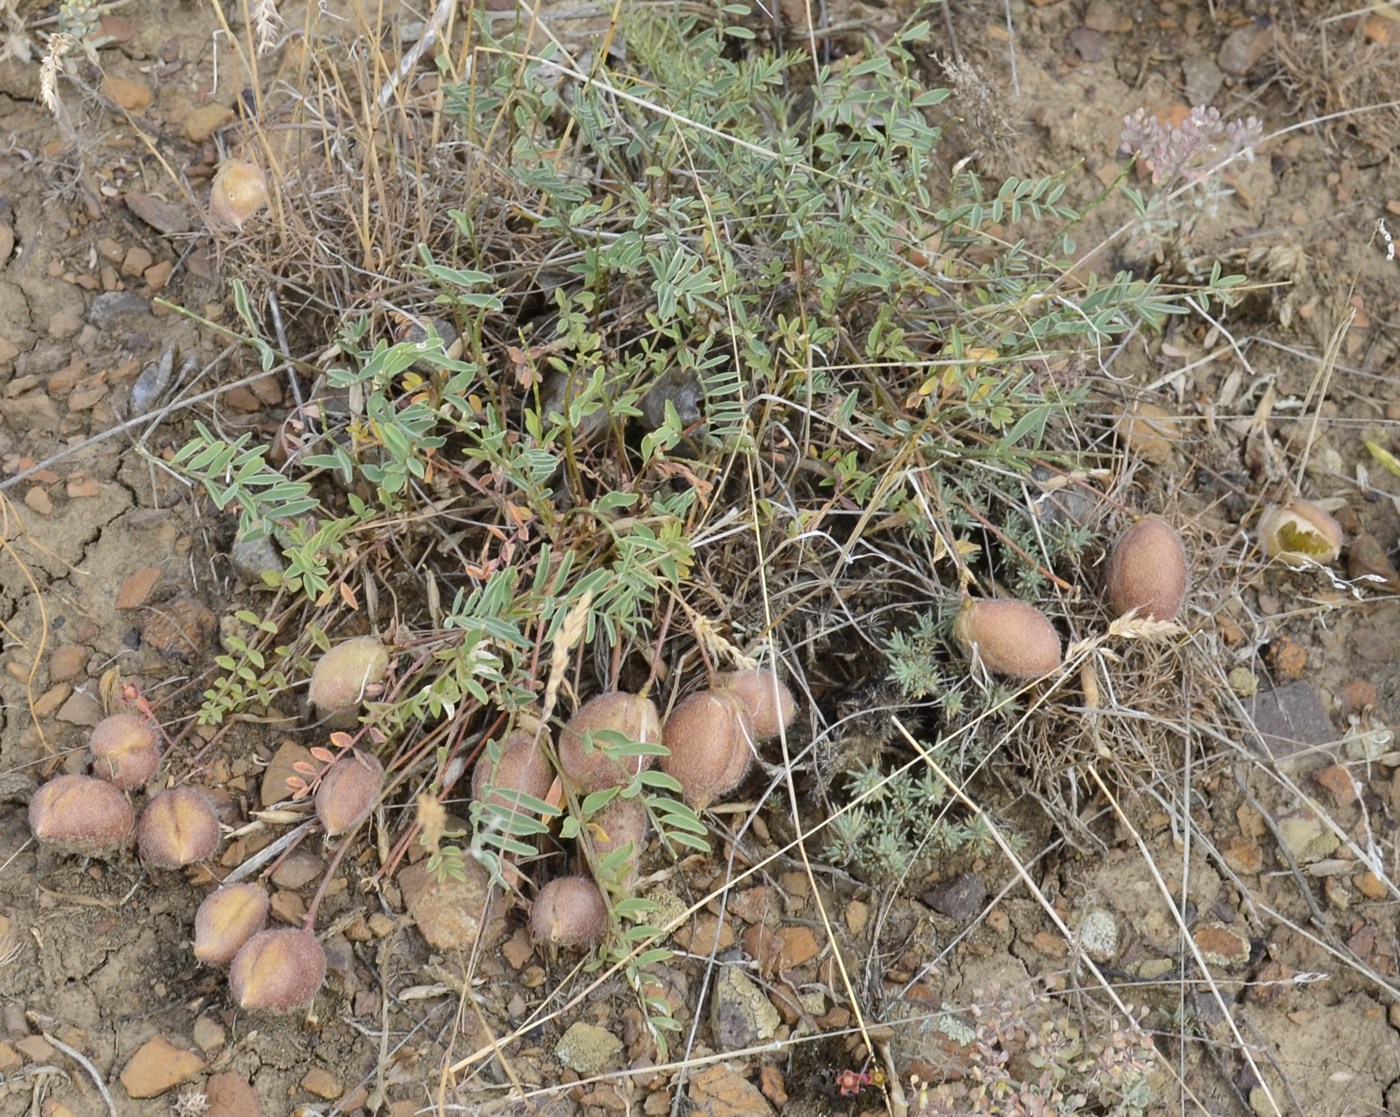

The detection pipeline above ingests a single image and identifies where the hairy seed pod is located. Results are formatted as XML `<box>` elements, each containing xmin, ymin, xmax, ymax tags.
<box><xmin>1106</xmin><ymin>516</ymin><xmax>1188</xmax><ymax>621</ymax></box>
<box><xmin>530</xmin><ymin>876</ymin><xmax>608</xmax><ymax>950</ymax></box>
<box><xmin>1259</xmin><ymin>501</ymin><xmax>1343</xmax><ymax>568</ymax></box>
<box><xmin>138</xmin><ymin>787</ymin><xmax>221</xmax><ymax>868</ymax></box>
<box><xmin>660</xmin><ymin>689</ymin><xmax>755</xmax><ymax>809</ymax></box>
<box><xmin>588</xmin><ymin>797</ymin><xmax>649</xmax><ymax>893</ymax></box>
<box><xmin>209</xmin><ymin>160</ymin><xmax>269</xmax><ymax>228</ymax></box>
<box><xmin>717</xmin><ymin>668</ymin><xmax>796</xmax><ymax>738</ymax></box>
<box><xmin>88</xmin><ymin>713</ymin><xmax>162</xmax><ymax>791</ymax></box>
<box><xmin>557</xmin><ymin>692</ymin><xmax>661</xmax><ymax>793</ymax></box>
<box><xmin>194</xmin><ymin>883</ymin><xmax>270</xmax><ymax>965</ymax></box>
<box><xmin>29</xmin><ymin>774</ymin><xmax>135</xmax><ymax>858</ymax></box>
<box><xmin>314</xmin><ymin>751</ymin><xmax>384</xmax><ymax>836</ymax></box>
<box><xmin>953</xmin><ymin>598</ymin><xmax>1062</xmax><ymax>678</ymax></box>
<box><xmin>471</xmin><ymin>729</ymin><xmax>554</xmax><ymax>810</ymax></box>
<box><xmin>229</xmin><ymin>928</ymin><xmax>326</xmax><ymax>1013</ymax></box>
<box><xmin>307</xmin><ymin>637</ymin><xmax>389</xmax><ymax>729</ymax></box>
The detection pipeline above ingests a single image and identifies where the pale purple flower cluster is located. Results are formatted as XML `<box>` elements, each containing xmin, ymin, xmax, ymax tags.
<box><xmin>1120</xmin><ymin>106</ymin><xmax>1263</xmax><ymax>185</ymax></box>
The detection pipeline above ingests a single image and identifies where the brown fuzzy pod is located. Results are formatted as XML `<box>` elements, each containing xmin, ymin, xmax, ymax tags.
<box><xmin>718</xmin><ymin>668</ymin><xmax>796</xmax><ymax>738</ymax></box>
<box><xmin>194</xmin><ymin>883</ymin><xmax>270</xmax><ymax>965</ymax></box>
<box><xmin>29</xmin><ymin>774</ymin><xmax>135</xmax><ymax>858</ymax></box>
<box><xmin>229</xmin><ymin>928</ymin><xmax>326</xmax><ymax>1013</ymax></box>
<box><xmin>660</xmin><ymin>689</ymin><xmax>755</xmax><ymax>809</ymax></box>
<box><xmin>314</xmin><ymin>752</ymin><xmax>384</xmax><ymax>836</ymax></box>
<box><xmin>88</xmin><ymin>714</ymin><xmax>162</xmax><ymax>791</ymax></box>
<box><xmin>307</xmin><ymin>637</ymin><xmax>389</xmax><ymax>728</ymax></box>
<box><xmin>1106</xmin><ymin>516</ymin><xmax>1188</xmax><ymax>621</ymax></box>
<box><xmin>557</xmin><ymin>692</ymin><xmax>661</xmax><ymax>793</ymax></box>
<box><xmin>588</xmin><ymin>797</ymin><xmax>649</xmax><ymax>893</ymax></box>
<box><xmin>471</xmin><ymin>729</ymin><xmax>554</xmax><ymax>809</ymax></box>
<box><xmin>953</xmin><ymin>598</ymin><xmax>1062</xmax><ymax>678</ymax></box>
<box><xmin>530</xmin><ymin>876</ymin><xmax>608</xmax><ymax>950</ymax></box>
<box><xmin>138</xmin><ymin>787</ymin><xmax>221</xmax><ymax>869</ymax></box>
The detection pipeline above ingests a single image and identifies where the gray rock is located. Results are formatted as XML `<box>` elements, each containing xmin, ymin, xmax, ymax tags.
<box><xmin>554</xmin><ymin>1022</ymin><xmax>623</xmax><ymax>1076</ymax></box>
<box><xmin>709</xmin><ymin>964</ymin><xmax>779</xmax><ymax>1049</ymax></box>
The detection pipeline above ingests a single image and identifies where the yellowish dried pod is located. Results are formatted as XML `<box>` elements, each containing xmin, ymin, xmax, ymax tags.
<box><xmin>1106</xmin><ymin>516</ymin><xmax>1188</xmax><ymax>621</ymax></box>
<box><xmin>1259</xmin><ymin>501</ymin><xmax>1343</xmax><ymax>568</ymax></box>
<box><xmin>194</xmin><ymin>883</ymin><xmax>270</xmax><ymax>965</ymax></box>
<box><xmin>209</xmin><ymin>160</ymin><xmax>269</xmax><ymax>228</ymax></box>
<box><xmin>953</xmin><ymin>598</ymin><xmax>1062</xmax><ymax>678</ymax></box>
<box><xmin>660</xmin><ymin>689</ymin><xmax>755</xmax><ymax>810</ymax></box>
<box><xmin>229</xmin><ymin>928</ymin><xmax>326</xmax><ymax>1013</ymax></box>
<box><xmin>557</xmin><ymin>692</ymin><xmax>661</xmax><ymax>793</ymax></box>
<box><xmin>308</xmin><ymin>637</ymin><xmax>389</xmax><ymax>729</ymax></box>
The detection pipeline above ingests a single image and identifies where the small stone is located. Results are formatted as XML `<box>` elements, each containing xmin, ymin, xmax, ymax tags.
<box><xmin>1276</xmin><ymin>808</ymin><xmax>1340</xmax><ymax>864</ymax></box>
<box><xmin>921</xmin><ymin>871</ymin><xmax>988</xmax><ymax>921</ymax></box>
<box><xmin>23</xmin><ymin>486</ymin><xmax>52</xmax><ymax>515</ymax></box>
<box><xmin>205</xmin><ymin>1071</ymin><xmax>263</xmax><ymax>1117</ymax></box>
<box><xmin>1246</xmin><ymin>683</ymin><xmax>1340</xmax><ymax>762</ymax></box>
<box><xmin>48</xmin><ymin>303</ymin><xmax>83</xmax><ymax>339</ymax></box>
<box><xmin>688</xmin><ymin>1063</ymin><xmax>775</xmax><ymax>1117</ymax></box>
<box><xmin>119</xmin><ymin>1035</ymin><xmax>205</xmax><ymax>1098</ymax></box>
<box><xmin>103</xmin><ymin>73</ymin><xmax>153</xmax><ymax>111</ymax></box>
<box><xmin>1193</xmin><ymin>923</ymin><xmax>1250</xmax><ymax>968</ymax></box>
<box><xmin>121</xmin><ymin>246</ymin><xmax>154</xmax><ymax>278</ymax></box>
<box><xmin>1077</xmin><ymin>909</ymin><xmax>1118</xmax><ymax>963</ymax></box>
<box><xmin>844</xmin><ymin>899</ymin><xmax>869</xmax><ymax>936</ymax></box>
<box><xmin>710</xmin><ymin>966</ymin><xmax>780</xmax><ymax>1048</ymax></box>
<box><xmin>300</xmin><ymin>1067</ymin><xmax>341</xmax><ymax>1100</ymax></box>
<box><xmin>1354</xmin><ymin>870</ymin><xmax>1387</xmax><ymax>900</ymax></box>
<box><xmin>261</xmin><ymin>740</ymin><xmax>312</xmax><ymax>807</ymax></box>
<box><xmin>33</xmin><ymin>683</ymin><xmax>70</xmax><ymax>717</ymax></box>
<box><xmin>1227</xmin><ymin>666</ymin><xmax>1259</xmax><ymax>697</ymax></box>
<box><xmin>501</xmin><ymin>926</ymin><xmax>534</xmax><ymax>970</ymax></box>
<box><xmin>184</xmin><ymin>103</ymin><xmax>235</xmax><ymax>143</ymax></box>
<box><xmin>96</xmin><ymin>238</ymin><xmax>125</xmax><ymax>264</ymax></box>
<box><xmin>269</xmin><ymin>849</ymin><xmax>324</xmax><ymax>890</ymax></box>
<box><xmin>399</xmin><ymin>857</ymin><xmax>505</xmax><ymax>951</ymax></box>
<box><xmin>554</xmin><ymin>1022</ymin><xmax>623</xmax><ymax>1076</ymax></box>
<box><xmin>191</xmin><ymin>1016</ymin><xmax>225</xmax><ymax>1053</ymax></box>
<box><xmin>66</xmin><ymin>476</ymin><xmax>100</xmax><ymax>500</ymax></box>
<box><xmin>1314</xmin><ymin>763</ymin><xmax>1358</xmax><ymax>809</ymax></box>
<box><xmin>1218</xmin><ymin>25</ymin><xmax>1274</xmax><ymax>75</ymax></box>
<box><xmin>144</xmin><ymin>259</ymin><xmax>174</xmax><ymax>290</ymax></box>
<box><xmin>56</xmin><ymin>689</ymin><xmax>104</xmax><ymax>726</ymax></box>
<box><xmin>1082</xmin><ymin>0</ymin><xmax>1130</xmax><ymax>32</ymax></box>
<box><xmin>230</xmin><ymin>534</ymin><xmax>285</xmax><ymax>585</ymax></box>
<box><xmin>1220</xmin><ymin>835</ymin><xmax>1264</xmax><ymax>875</ymax></box>
<box><xmin>125</xmin><ymin>193</ymin><xmax>194</xmax><ymax>236</ymax></box>
<box><xmin>116</xmin><ymin>565</ymin><xmax>163</xmax><ymax>609</ymax></box>
<box><xmin>776</xmin><ymin>926</ymin><xmax>820</xmax><ymax>969</ymax></box>
<box><xmin>141</xmin><ymin>594</ymin><xmax>217</xmax><ymax>663</ymax></box>
<box><xmin>1348</xmin><ymin>533</ymin><xmax>1400</xmax><ymax>591</ymax></box>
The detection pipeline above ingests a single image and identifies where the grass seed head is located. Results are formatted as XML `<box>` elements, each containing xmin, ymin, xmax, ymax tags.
<box><xmin>314</xmin><ymin>751</ymin><xmax>384</xmax><ymax>836</ymax></box>
<box><xmin>138</xmin><ymin>787</ymin><xmax>221</xmax><ymax>869</ymax></box>
<box><xmin>194</xmin><ymin>883</ymin><xmax>270</xmax><ymax>965</ymax></box>
<box><xmin>530</xmin><ymin>876</ymin><xmax>608</xmax><ymax>950</ymax></box>
<box><xmin>717</xmin><ymin>667</ymin><xmax>796</xmax><ymax>738</ymax></box>
<box><xmin>660</xmin><ymin>689</ymin><xmax>755</xmax><ymax>809</ymax></box>
<box><xmin>229</xmin><ymin>928</ymin><xmax>326</xmax><ymax>1013</ymax></box>
<box><xmin>557</xmin><ymin>692</ymin><xmax>661</xmax><ymax>793</ymax></box>
<box><xmin>29</xmin><ymin>773</ymin><xmax>135</xmax><ymax>858</ymax></box>
<box><xmin>1106</xmin><ymin>516</ymin><xmax>1188</xmax><ymax>621</ymax></box>
<box><xmin>953</xmin><ymin>598</ymin><xmax>1062</xmax><ymax>678</ymax></box>
<box><xmin>307</xmin><ymin>637</ymin><xmax>389</xmax><ymax>729</ymax></box>
<box><xmin>471</xmin><ymin>728</ymin><xmax>554</xmax><ymax>809</ymax></box>
<box><xmin>88</xmin><ymin>713</ymin><xmax>162</xmax><ymax>791</ymax></box>
<box><xmin>1259</xmin><ymin>500</ymin><xmax>1343</xmax><ymax>567</ymax></box>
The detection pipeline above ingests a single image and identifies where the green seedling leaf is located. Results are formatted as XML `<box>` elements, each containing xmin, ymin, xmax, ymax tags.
<box><xmin>1366</xmin><ymin>440</ymin><xmax>1400</xmax><ymax>479</ymax></box>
